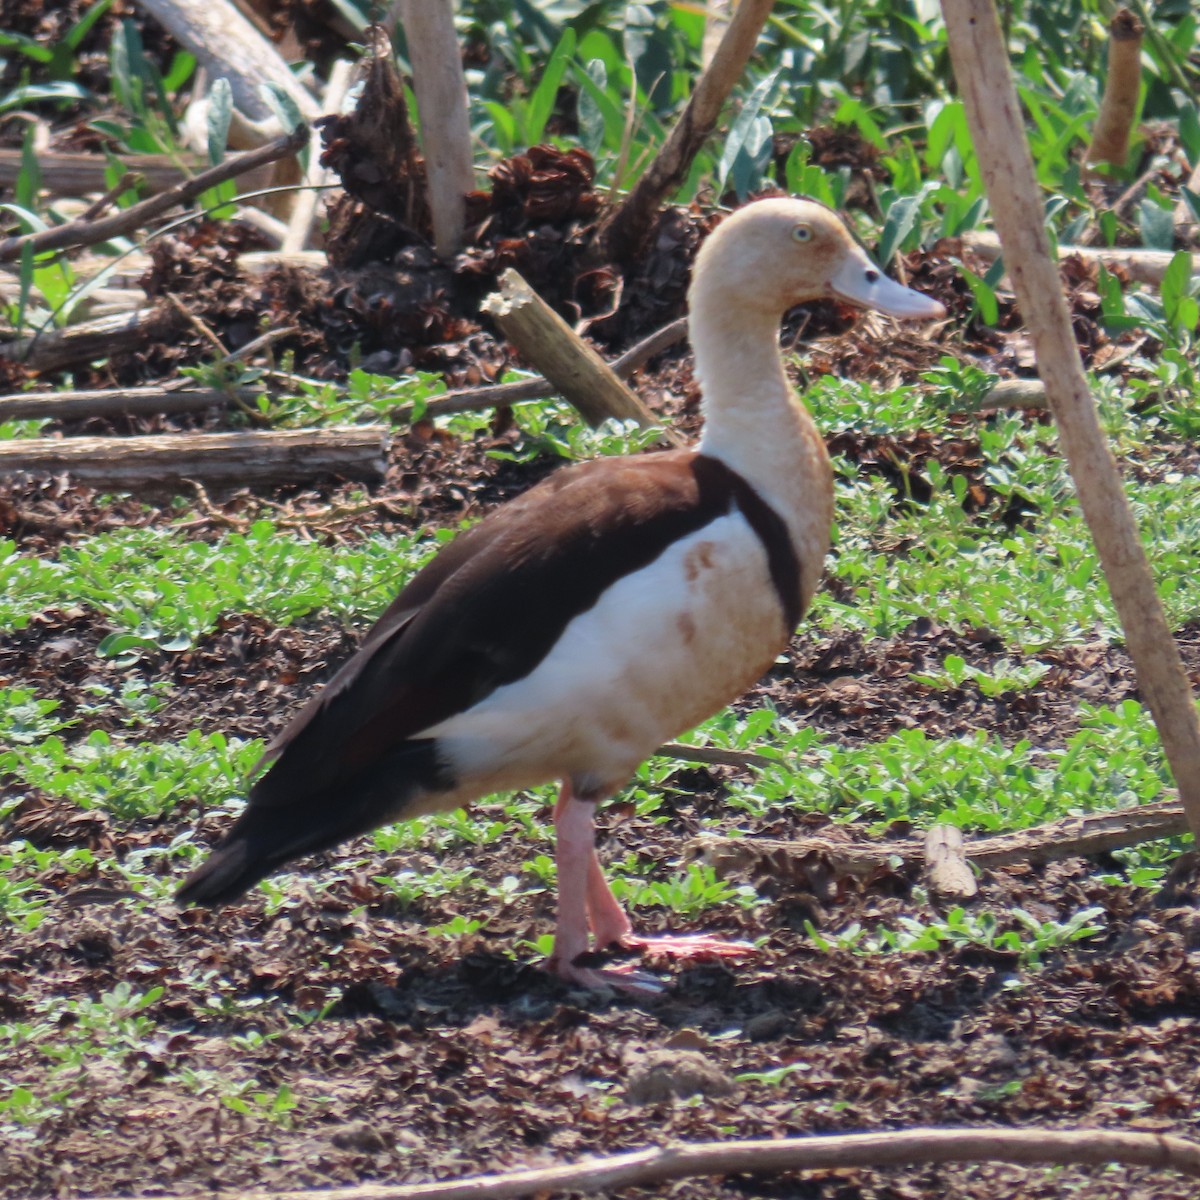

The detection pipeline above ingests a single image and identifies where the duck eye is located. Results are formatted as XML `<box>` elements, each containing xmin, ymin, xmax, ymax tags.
<box><xmin>791</xmin><ymin>223</ymin><xmax>813</xmax><ymax>243</ymax></box>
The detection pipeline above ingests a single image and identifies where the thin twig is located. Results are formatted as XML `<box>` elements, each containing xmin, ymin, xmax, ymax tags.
<box><xmin>396</xmin><ymin>317</ymin><xmax>689</xmax><ymax>423</ymax></box>
<box><xmin>85</xmin><ymin>1127</ymin><xmax>1200</xmax><ymax>1200</ymax></box>
<box><xmin>0</xmin><ymin>124</ymin><xmax>309</xmax><ymax>264</ymax></box>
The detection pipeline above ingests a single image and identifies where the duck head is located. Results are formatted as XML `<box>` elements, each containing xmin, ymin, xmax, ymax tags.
<box><xmin>691</xmin><ymin>197</ymin><xmax>946</xmax><ymax>322</ymax></box>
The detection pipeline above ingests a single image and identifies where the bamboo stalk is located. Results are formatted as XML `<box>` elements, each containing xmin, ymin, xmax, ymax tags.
<box><xmin>78</xmin><ymin>1127</ymin><xmax>1200</xmax><ymax>1200</ymax></box>
<box><xmin>1086</xmin><ymin>7</ymin><xmax>1145</xmax><ymax>170</ymax></box>
<box><xmin>398</xmin><ymin>0</ymin><xmax>474</xmax><ymax>257</ymax></box>
<box><xmin>0</xmin><ymin>427</ymin><xmax>389</xmax><ymax>491</ymax></box>
<box><xmin>481</xmin><ymin>269</ymin><xmax>665</xmax><ymax>431</ymax></box>
<box><xmin>597</xmin><ymin>0</ymin><xmax>775</xmax><ymax>261</ymax></box>
<box><xmin>941</xmin><ymin>0</ymin><xmax>1200</xmax><ymax>841</ymax></box>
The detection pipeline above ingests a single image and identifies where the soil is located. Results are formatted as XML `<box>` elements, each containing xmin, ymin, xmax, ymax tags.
<box><xmin>3</xmin><ymin>17</ymin><xmax>1200</xmax><ymax>1199</ymax></box>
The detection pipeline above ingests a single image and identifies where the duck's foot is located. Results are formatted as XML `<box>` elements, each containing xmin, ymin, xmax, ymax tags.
<box><xmin>618</xmin><ymin>931</ymin><xmax>757</xmax><ymax>961</ymax></box>
<box><xmin>551</xmin><ymin>956</ymin><xmax>667</xmax><ymax>995</ymax></box>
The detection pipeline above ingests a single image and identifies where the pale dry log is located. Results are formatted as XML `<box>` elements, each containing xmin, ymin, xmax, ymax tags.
<box><xmin>0</xmin><ymin>307</ymin><xmax>185</xmax><ymax>375</ymax></box>
<box><xmin>481</xmin><ymin>269</ymin><xmax>664</xmax><ymax>430</ymax></box>
<box><xmin>943</xmin><ymin>1</ymin><xmax>1200</xmax><ymax>840</ymax></box>
<box><xmin>0</xmin><ymin>149</ymin><xmax>202</xmax><ymax>196</ymax></box>
<box><xmin>962</xmin><ymin>230</ymin><xmax>1190</xmax><ymax>287</ymax></box>
<box><xmin>597</xmin><ymin>0</ymin><xmax>775</xmax><ymax>261</ymax></box>
<box><xmin>694</xmin><ymin>800</ymin><xmax>1189</xmax><ymax>883</ymax></box>
<box><xmin>0</xmin><ymin>427</ymin><xmax>389</xmax><ymax>492</ymax></box>
<box><xmin>398</xmin><ymin>0</ymin><xmax>474</xmax><ymax>258</ymax></box>
<box><xmin>0</xmin><ymin>386</ymin><xmax>258</xmax><ymax>423</ymax></box>
<box><xmin>1086</xmin><ymin>8</ymin><xmax>1144</xmax><ymax>169</ymax></box>
<box><xmin>82</xmin><ymin>1127</ymin><xmax>1200</xmax><ymax>1200</ymax></box>
<box><xmin>0</xmin><ymin>125</ymin><xmax>310</xmax><ymax>265</ymax></box>
<box><xmin>134</xmin><ymin>0</ymin><xmax>319</xmax><ymax>134</ymax></box>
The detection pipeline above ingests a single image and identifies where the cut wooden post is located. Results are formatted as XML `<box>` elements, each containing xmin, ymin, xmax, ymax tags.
<box><xmin>481</xmin><ymin>269</ymin><xmax>666</xmax><ymax>431</ymax></box>
<box><xmin>924</xmin><ymin>824</ymin><xmax>977</xmax><ymax>900</ymax></box>
<box><xmin>596</xmin><ymin>0</ymin><xmax>775</xmax><ymax>262</ymax></box>
<box><xmin>1086</xmin><ymin>7</ymin><xmax>1144</xmax><ymax>170</ymax></box>
<box><xmin>942</xmin><ymin>0</ymin><xmax>1200</xmax><ymax>841</ymax></box>
<box><xmin>398</xmin><ymin>0</ymin><xmax>474</xmax><ymax>258</ymax></box>
<box><xmin>0</xmin><ymin>427</ymin><xmax>389</xmax><ymax>491</ymax></box>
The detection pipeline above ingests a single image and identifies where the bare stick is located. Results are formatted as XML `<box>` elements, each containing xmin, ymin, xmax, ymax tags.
<box><xmin>0</xmin><ymin>125</ymin><xmax>310</xmax><ymax>264</ymax></box>
<box><xmin>0</xmin><ymin>149</ymin><xmax>202</xmax><ymax>196</ymax></box>
<box><xmin>597</xmin><ymin>0</ymin><xmax>775</xmax><ymax>261</ymax></box>
<box><xmin>134</xmin><ymin>0</ymin><xmax>318</xmax><ymax>132</ymax></box>
<box><xmin>397</xmin><ymin>316</ymin><xmax>690</xmax><ymax>422</ymax></box>
<box><xmin>282</xmin><ymin>59</ymin><xmax>356</xmax><ymax>254</ymax></box>
<box><xmin>0</xmin><ymin>307</ymin><xmax>186</xmax><ymax>375</ymax></box>
<box><xmin>84</xmin><ymin>1127</ymin><xmax>1200</xmax><ymax>1200</ymax></box>
<box><xmin>694</xmin><ymin>799</ymin><xmax>1190</xmax><ymax>883</ymax></box>
<box><xmin>0</xmin><ymin>385</ymin><xmax>258</xmax><ymax>423</ymax></box>
<box><xmin>962</xmin><ymin>231</ymin><xmax>1193</xmax><ymax>287</ymax></box>
<box><xmin>0</xmin><ymin>427</ymin><xmax>389</xmax><ymax>492</ymax></box>
<box><xmin>942</xmin><ymin>1</ymin><xmax>1200</xmax><ymax>841</ymax></box>
<box><xmin>398</xmin><ymin>0</ymin><xmax>474</xmax><ymax>257</ymax></box>
<box><xmin>1086</xmin><ymin>8</ymin><xmax>1145</xmax><ymax>169</ymax></box>
<box><xmin>481</xmin><ymin>269</ymin><xmax>666</xmax><ymax>430</ymax></box>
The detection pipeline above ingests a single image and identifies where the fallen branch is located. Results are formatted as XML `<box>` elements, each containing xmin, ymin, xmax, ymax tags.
<box><xmin>0</xmin><ymin>148</ymin><xmax>201</xmax><ymax>196</ymax></box>
<box><xmin>962</xmin><ymin>231</ymin><xmax>1191</xmax><ymax>287</ymax></box>
<box><xmin>398</xmin><ymin>0</ymin><xmax>474</xmax><ymax>257</ymax></box>
<box><xmin>401</xmin><ymin>316</ymin><xmax>690</xmax><ymax>423</ymax></box>
<box><xmin>86</xmin><ymin>1127</ymin><xmax>1200</xmax><ymax>1200</ymax></box>
<box><xmin>134</xmin><ymin>0</ymin><xmax>318</xmax><ymax>137</ymax></box>
<box><xmin>944</xmin><ymin>1</ymin><xmax>1200</xmax><ymax>841</ymax></box>
<box><xmin>693</xmin><ymin>800</ymin><xmax>1189</xmax><ymax>884</ymax></box>
<box><xmin>481</xmin><ymin>269</ymin><xmax>665</xmax><ymax>430</ymax></box>
<box><xmin>1086</xmin><ymin>8</ymin><xmax>1144</xmax><ymax>170</ymax></box>
<box><xmin>0</xmin><ymin>307</ymin><xmax>186</xmax><ymax>375</ymax></box>
<box><xmin>0</xmin><ymin>385</ymin><xmax>258</xmax><ymax>423</ymax></box>
<box><xmin>0</xmin><ymin>427</ymin><xmax>390</xmax><ymax>491</ymax></box>
<box><xmin>656</xmin><ymin>741</ymin><xmax>783</xmax><ymax>772</ymax></box>
<box><xmin>0</xmin><ymin>124</ymin><xmax>310</xmax><ymax>264</ymax></box>
<box><xmin>597</xmin><ymin>0</ymin><xmax>775</xmax><ymax>261</ymax></box>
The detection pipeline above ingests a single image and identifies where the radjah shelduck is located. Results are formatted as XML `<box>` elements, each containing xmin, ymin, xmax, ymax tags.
<box><xmin>178</xmin><ymin>197</ymin><xmax>945</xmax><ymax>991</ymax></box>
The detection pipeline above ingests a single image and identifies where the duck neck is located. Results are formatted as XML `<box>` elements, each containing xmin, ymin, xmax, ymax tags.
<box><xmin>691</xmin><ymin>296</ymin><xmax>834</xmax><ymax>606</ymax></box>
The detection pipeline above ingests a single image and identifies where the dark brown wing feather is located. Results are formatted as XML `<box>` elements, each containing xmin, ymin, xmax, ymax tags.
<box><xmin>178</xmin><ymin>450</ymin><xmax>798</xmax><ymax>905</ymax></box>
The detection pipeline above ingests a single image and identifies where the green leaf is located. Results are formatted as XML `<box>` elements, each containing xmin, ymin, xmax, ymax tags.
<box><xmin>576</xmin><ymin>58</ymin><xmax>611</xmax><ymax>153</ymax></box>
<box><xmin>526</xmin><ymin>27</ymin><xmax>576</xmax><ymax>146</ymax></box>
<box><xmin>1159</xmin><ymin>250</ymin><xmax>1194</xmax><ymax>328</ymax></box>
<box><xmin>717</xmin><ymin>69</ymin><xmax>780</xmax><ymax>199</ymax></box>
<box><xmin>1139</xmin><ymin>198</ymin><xmax>1175</xmax><ymax>251</ymax></box>
<box><xmin>958</xmin><ymin>263</ymin><xmax>999</xmax><ymax>326</ymax></box>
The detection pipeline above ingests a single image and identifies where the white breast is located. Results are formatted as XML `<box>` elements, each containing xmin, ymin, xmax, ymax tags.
<box><xmin>422</xmin><ymin>512</ymin><xmax>787</xmax><ymax>803</ymax></box>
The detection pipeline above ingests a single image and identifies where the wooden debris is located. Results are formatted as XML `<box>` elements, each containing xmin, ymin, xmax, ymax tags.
<box><xmin>134</xmin><ymin>0</ymin><xmax>319</xmax><ymax>140</ymax></box>
<box><xmin>1086</xmin><ymin>8</ymin><xmax>1145</xmax><ymax>170</ymax></box>
<box><xmin>923</xmin><ymin>824</ymin><xmax>977</xmax><ymax>899</ymax></box>
<box><xmin>481</xmin><ymin>269</ymin><xmax>666</xmax><ymax>431</ymax></box>
<box><xmin>0</xmin><ymin>386</ymin><xmax>258</xmax><ymax>423</ymax></box>
<box><xmin>0</xmin><ymin>307</ymin><xmax>186</xmax><ymax>375</ymax></box>
<box><xmin>0</xmin><ymin>148</ymin><xmax>203</xmax><ymax>196</ymax></box>
<box><xmin>693</xmin><ymin>800</ymin><xmax>1189</xmax><ymax>884</ymax></box>
<box><xmin>77</xmin><ymin>1126</ymin><xmax>1200</xmax><ymax>1200</ymax></box>
<box><xmin>0</xmin><ymin>427</ymin><xmax>390</xmax><ymax>492</ymax></box>
<box><xmin>943</xmin><ymin>0</ymin><xmax>1200</xmax><ymax>844</ymax></box>
<box><xmin>597</xmin><ymin>0</ymin><xmax>775</xmax><ymax>261</ymax></box>
<box><xmin>963</xmin><ymin>231</ymin><xmax>1192</xmax><ymax>287</ymax></box>
<box><xmin>0</xmin><ymin>125</ymin><xmax>310</xmax><ymax>265</ymax></box>
<box><xmin>398</xmin><ymin>0</ymin><xmax>474</xmax><ymax>257</ymax></box>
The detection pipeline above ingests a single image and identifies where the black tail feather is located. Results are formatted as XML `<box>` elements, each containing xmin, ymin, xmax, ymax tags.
<box><xmin>177</xmin><ymin>738</ymin><xmax>452</xmax><ymax>907</ymax></box>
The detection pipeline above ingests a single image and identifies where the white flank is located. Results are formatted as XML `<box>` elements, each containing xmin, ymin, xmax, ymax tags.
<box><xmin>422</xmin><ymin>513</ymin><xmax>786</xmax><ymax>804</ymax></box>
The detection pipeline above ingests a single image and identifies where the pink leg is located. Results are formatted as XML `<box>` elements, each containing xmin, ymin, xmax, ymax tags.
<box><xmin>548</xmin><ymin>786</ymin><xmax>661</xmax><ymax>993</ymax></box>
